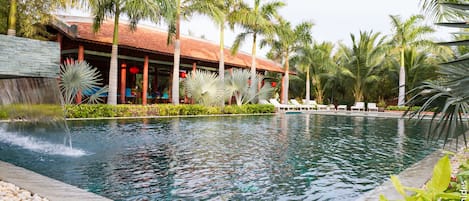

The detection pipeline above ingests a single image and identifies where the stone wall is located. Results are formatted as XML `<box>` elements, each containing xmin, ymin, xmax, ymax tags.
<box><xmin>0</xmin><ymin>35</ymin><xmax>60</xmax><ymax>78</ymax></box>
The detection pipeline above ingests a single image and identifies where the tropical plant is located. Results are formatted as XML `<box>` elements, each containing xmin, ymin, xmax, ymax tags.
<box><xmin>261</xmin><ymin>19</ymin><xmax>313</xmax><ymax>103</ymax></box>
<box><xmin>380</xmin><ymin>155</ymin><xmax>460</xmax><ymax>200</ymax></box>
<box><xmin>87</xmin><ymin>0</ymin><xmax>174</xmax><ymax>105</ymax></box>
<box><xmin>335</xmin><ymin>31</ymin><xmax>387</xmax><ymax>102</ymax></box>
<box><xmin>184</xmin><ymin>70</ymin><xmax>225</xmax><ymax>106</ymax></box>
<box><xmin>58</xmin><ymin>60</ymin><xmax>108</xmax><ymax>104</ymax></box>
<box><xmin>169</xmin><ymin>0</ymin><xmax>222</xmax><ymax>105</ymax></box>
<box><xmin>224</xmin><ymin>69</ymin><xmax>273</xmax><ymax>106</ymax></box>
<box><xmin>291</xmin><ymin>41</ymin><xmax>335</xmax><ymax>104</ymax></box>
<box><xmin>406</xmin><ymin>61</ymin><xmax>469</xmax><ymax>146</ymax></box>
<box><xmin>231</xmin><ymin>0</ymin><xmax>285</xmax><ymax>84</ymax></box>
<box><xmin>389</xmin><ymin>14</ymin><xmax>435</xmax><ymax>106</ymax></box>
<box><xmin>419</xmin><ymin>0</ymin><xmax>466</xmax><ymax>21</ymax></box>
<box><xmin>1</xmin><ymin>0</ymin><xmax>75</xmax><ymax>38</ymax></box>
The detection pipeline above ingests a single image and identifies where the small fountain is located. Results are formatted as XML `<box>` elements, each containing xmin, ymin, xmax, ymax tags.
<box><xmin>0</xmin><ymin>34</ymin><xmax>85</xmax><ymax>156</ymax></box>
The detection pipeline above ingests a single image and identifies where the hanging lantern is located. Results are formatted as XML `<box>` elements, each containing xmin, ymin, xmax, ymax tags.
<box><xmin>121</xmin><ymin>63</ymin><xmax>127</xmax><ymax>68</ymax></box>
<box><xmin>271</xmin><ymin>81</ymin><xmax>277</xmax><ymax>87</ymax></box>
<box><xmin>129</xmin><ymin>66</ymin><xmax>139</xmax><ymax>74</ymax></box>
<box><xmin>179</xmin><ymin>71</ymin><xmax>187</xmax><ymax>78</ymax></box>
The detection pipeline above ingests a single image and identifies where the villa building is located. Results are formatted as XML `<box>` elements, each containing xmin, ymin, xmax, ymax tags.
<box><xmin>47</xmin><ymin>15</ymin><xmax>287</xmax><ymax>105</ymax></box>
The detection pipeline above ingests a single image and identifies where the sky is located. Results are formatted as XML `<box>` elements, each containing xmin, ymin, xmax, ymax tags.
<box><xmin>65</xmin><ymin>0</ymin><xmax>453</xmax><ymax>57</ymax></box>
<box><xmin>173</xmin><ymin>0</ymin><xmax>452</xmax><ymax>57</ymax></box>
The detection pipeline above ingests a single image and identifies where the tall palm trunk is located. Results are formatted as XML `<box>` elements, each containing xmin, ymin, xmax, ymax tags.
<box><xmin>282</xmin><ymin>52</ymin><xmax>289</xmax><ymax>104</ymax></box>
<box><xmin>172</xmin><ymin>3</ymin><xmax>181</xmax><ymax>105</ymax></box>
<box><xmin>219</xmin><ymin>20</ymin><xmax>225</xmax><ymax>106</ymax></box>
<box><xmin>313</xmin><ymin>75</ymin><xmax>324</xmax><ymax>104</ymax></box>
<box><xmin>305</xmin><ymin>65</ymin><xmax>310</xmax><ymax>104</ymax></box>
<box><xmin>398</xmin><ymin>48</ymin><xmax>406</xmax><ymax>106</ymax></box>
<box><xmin>7</xmin><ymin>0</ymin><xmax>17</xmax><ymax>36</ymax></box>
<box><xmin>107</xmin><ymin>9</ymin><xmax>120</xmax><ymax>105</ymax></box>
<box><xmin>250</xmin><ymin>33</ymin><xmax>257</xmax><ymax>85</ymax></box>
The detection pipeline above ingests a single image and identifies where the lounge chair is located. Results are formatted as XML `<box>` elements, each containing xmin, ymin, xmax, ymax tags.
<box><xmin>351</xmin><ymin>102</ymin><xmax>365</xmax><ymax>111</ymax></box>
<box><xmin>269</xmin><ymin>99</ymin><xmax>296</xmax><ymax>111</ymax></box>
<box><xmin>302</xmin><ymin>99</ymin><xmax>328</xmax><ymax>110</ymax></box>
<box><xmin>337</xmin><ymin>105</ymin><xmax>347</xmax><ymax>111</ymax></box>
<box><xmin>290</xmin><ymin>99</ymin><xmax>314</xmax><ymax>110</ymax></box>
<box><xmin>367</xmin><ymin>102</ymin><xmax>379</xmax><ymax>112</ymax></box>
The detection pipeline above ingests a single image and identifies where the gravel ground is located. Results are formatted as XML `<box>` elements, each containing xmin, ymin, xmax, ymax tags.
<box><xmin>0</xmin><ymin>180</ymin><xmax>48</xmax><ymax>201</ymax></box>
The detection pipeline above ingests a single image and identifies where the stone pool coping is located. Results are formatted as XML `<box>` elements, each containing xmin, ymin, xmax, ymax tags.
<box><xmin>0</xmin><ymin>161</ymin><xmax>112</xmax><ymax>201</ymax></box>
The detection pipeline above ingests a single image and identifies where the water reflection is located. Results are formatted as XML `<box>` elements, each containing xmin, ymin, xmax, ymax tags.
<box><xmin>0</xmin><ymin>115</ymin><xmax>440</xmax><ymax>201</ymax></box>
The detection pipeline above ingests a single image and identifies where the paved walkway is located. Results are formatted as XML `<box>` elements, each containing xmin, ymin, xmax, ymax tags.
<box><xmin>0</xmin><ymin>161</ymin><xmax>112</xmax><ymax>201</ymax></box>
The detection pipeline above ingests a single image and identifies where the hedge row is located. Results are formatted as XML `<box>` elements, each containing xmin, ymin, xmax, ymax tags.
<box><xmin>385</xmin><ymin>106</ymin><xmax>422</xmax><ymax>111</ymax></box>
<box><xmin>66</xmin><ymin>104</ymin><xmax>275</xmax><ymax>118</ymax></box>
<box><xmin>0</xmin><ymin>104</ymin><xmax>275</xmax><ymax>119</ymax></box>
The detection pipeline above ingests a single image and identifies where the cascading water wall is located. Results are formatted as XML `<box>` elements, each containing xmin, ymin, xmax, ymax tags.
<box><xmin>0</xmin><ymin>34</ymin><xmax>85</xmax><ymax>156</ymax></box>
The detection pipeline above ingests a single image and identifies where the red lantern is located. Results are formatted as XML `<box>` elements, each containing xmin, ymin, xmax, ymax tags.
<box><xmin>179</xmin><ymin>72</ymin><xmax>187</xmax><ymax>78</ymax></box>
<box><xmin>129</xmin><ymin>66</ymin><xmax>139</xmax><ymax>74</ymax></box>
<box><xmin>271</xmin><ymin>81</ymin><xmax>277</xmax><ymax>87</ymax></box>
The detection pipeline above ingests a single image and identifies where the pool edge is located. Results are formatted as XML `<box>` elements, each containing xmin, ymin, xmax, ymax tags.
<box><xmin>0</xmin><ymin>160</ymin><xmax>112</xmax><ymax>201</ymax></box>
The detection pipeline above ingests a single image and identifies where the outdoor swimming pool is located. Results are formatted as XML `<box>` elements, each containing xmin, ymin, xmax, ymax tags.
<box><xmin>0</xmin><ymin>114</ymin><xmax>438</xmax><ymax>200</ymax></box>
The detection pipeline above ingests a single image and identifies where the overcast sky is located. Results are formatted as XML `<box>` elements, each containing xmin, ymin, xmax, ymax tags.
<box><xmin>65</xmin><ymin>0</ymin><xmax>453</xmax><ymax>57</ymax></box>
<box><xmin>175</xmin><ymin>0</ymin><xmax>452</xmax><ymax>57</ymax></box>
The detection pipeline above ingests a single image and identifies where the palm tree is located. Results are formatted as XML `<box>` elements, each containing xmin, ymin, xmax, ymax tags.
<box><xmin>419</xmin><ymin>0</ymin><xmax>465</xmax><ymax>21</ymax></box>
<box><xmin>292</xmin><ymin>42</ymin><xmax>335</xmax><ymax>104</ymax></box>
<box><xmin>87</xmin><ymin>0</ymin><xmax>173</xmax><ymax>105</ymax></box>
<box><xmin>169</xmin><ymin>0</ymin><xmax>222</xmax><ymax>105</ymax></box>
<box><xmin>336</xmin><ymin>31</ymin><xmax>387</xmax><ymax>102</ymax></box>
<box><xmin>231</xmin><ymin>0</ymin><xmax>285</xmax><ymax>84</ymax></box>
<box><xmin>389</xmin><ymin>14</ymin><xmax>435</xmax><ymax>106</ymax></box>
<box><xmin>262</xmin><ymin>20</ymin><xmax>313</xmax><ymax>104</ymax></box>
<box><xmin>7</xmin><ymin>0</ymin><xmax>16</xmax><ymax>35</ymax></box>
<box><xmin>3</xmin><ymin>0</ymin><xmax>76</xmax><ymax>38</ymax></box>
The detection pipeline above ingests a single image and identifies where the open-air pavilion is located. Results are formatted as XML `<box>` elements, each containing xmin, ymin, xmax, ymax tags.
<box><xmin>48</xmin><ymin>15</ymin><xmax>287</xmax><ymax>105</ymax></box>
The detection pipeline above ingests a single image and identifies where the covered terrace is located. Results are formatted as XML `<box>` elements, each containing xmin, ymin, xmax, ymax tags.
<box><xmin>48</xmin><ymin>15</ymin><xmax>287</xmax><ymax>105</ymax></box>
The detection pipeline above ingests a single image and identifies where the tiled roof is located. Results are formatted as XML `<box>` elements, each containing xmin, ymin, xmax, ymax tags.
<box><xmin>54</xmin><ymin>16</ymin><xmax>285</xmax><ymax>73</ymax></box>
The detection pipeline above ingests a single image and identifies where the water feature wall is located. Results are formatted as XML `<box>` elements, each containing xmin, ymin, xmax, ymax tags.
<box><xmin>0</xmin><ymin>35</ymin><xmax>78</xmax><ymax>155</ymax></box>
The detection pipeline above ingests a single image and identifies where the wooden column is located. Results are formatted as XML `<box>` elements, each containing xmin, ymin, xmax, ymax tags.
<box><xmin>142</xmin><ymin>56</ymin><xmax>149</xmax><ymax>105</ymax></box>
<box><xmin>56</xmin><ymin>33</ymin><xmax>63</xmax><ymax>63</ymax></box>
<box><xmin>76</xmin><ymin>44</ymin><xmax>84</xmax><ymax>104</ymax></box>
<box><xmin>120</xmin><ymin>63</ymin><xmax>127</xmax><ymax>104</ymax></box>
<box><xmin>168</xmin><ymin>72</ymin><xmax>173</xmax><ymax>101</ymax></box>
<box><xmin>192</xmin><ymin>62</ymin><xmax>197</xmax><ymax>73</ymax></box>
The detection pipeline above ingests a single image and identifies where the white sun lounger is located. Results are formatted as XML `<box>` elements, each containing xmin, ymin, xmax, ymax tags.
<box><xmin>290</xmin><ymin>99</ymin><xmax>314</xmax><ymax>110</ymax></box>
<box><xmin>269</xmin><ymin>99</ymin><xmax>296</xmax><ymax>111</ymax></box>
<box><xmin>351</xmin><ymin>102</ymin><xmax>365</xmax><ymax>111</ymax></box>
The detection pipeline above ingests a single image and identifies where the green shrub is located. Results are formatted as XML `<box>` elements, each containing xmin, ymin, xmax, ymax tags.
<box><xmin>385</xmin><ymin>105</ymin><xmax>421</xmax><ymax>111</ymax></box>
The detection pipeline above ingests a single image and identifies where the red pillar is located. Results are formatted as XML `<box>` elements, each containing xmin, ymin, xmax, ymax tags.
<box><xmin>142</xmin><ymin>56</ymin><xmax>149</xmax><ymax>105</ymax></box>
<box><xmin>76</xmin><ymin>44</ymin><xmax>84</xmax><ymax>104</ymax></box>
<box><xmin>120</xmin><ymin>63</ymin><xmax>127</xmax><ymax>104</ymax></box>
<box><xmin>56</xmin><ymin>33</ymin><xmax>63</xmax><ymax>63</ymax></box>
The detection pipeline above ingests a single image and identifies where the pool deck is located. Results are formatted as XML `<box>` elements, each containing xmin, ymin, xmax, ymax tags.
<box><xmin>0</xmin><ymin>161</ymin><xmax>112</xmax><ymax>201</ymax></box>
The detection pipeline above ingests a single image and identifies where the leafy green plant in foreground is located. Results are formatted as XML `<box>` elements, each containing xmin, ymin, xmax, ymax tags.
<box><xmin>381</xmin><ymin>155</ymin><xmax>462</xmax><ymax>201</ymax></box>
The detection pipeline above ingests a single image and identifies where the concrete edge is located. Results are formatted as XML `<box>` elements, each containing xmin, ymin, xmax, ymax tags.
<box><xmin>357</xmin><ymin>133</ymin><xmax>466</xmax><ymax>200</ymax></box>
<box><xmin>0</xmin><ymin>161</ymin><xmax>112</xmax><ymax>201</ymax></box>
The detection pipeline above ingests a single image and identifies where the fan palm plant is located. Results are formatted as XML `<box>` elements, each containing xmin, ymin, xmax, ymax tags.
<box><xmin>224</xmin><ymin>69</ymin><xmax>273</xmax><ymax>105</ymax></box>
<box><xmin>261</xmin><ymin>19</ymin><xmax>313</xmax><ymax>103</ymax></box>
<box><xmin>168</xmin><ymin>0</ymin><xmax>222</xmax><ymax>105</ymax></box>
<box><xmin>184</xmin><ymin>70</ymin><xmax>225</xmax><ymax>106</ymax></box>
<box><xmin>406</xmin><ymin>61</ymin><xmax>468</xmax><ymax>146</ymax></box>
<box><xmin>336</xmin><ymin>31</ymin><xmax>387</xmax><ymax>102</ymax></box>
<box><xmin>87</xmin><ymin>0</ymin><xmax>174</xmax><ymax>105</ymax></box>
<box><xmin>58</xmin><ymin>60</ymin><xmax>108</xmax><ymax>104</ymax></box>
<box><xmin>231</xmin><ymin>0</ymin><xmax>285</xmax><ymax>83</ymax></box>
<box><xmin>389</xmin><ymin>14</ymin><xmax>435</xmax><ymax>106</ymax></box>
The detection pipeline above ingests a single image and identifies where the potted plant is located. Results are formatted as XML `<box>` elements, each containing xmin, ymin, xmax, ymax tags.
<box><xmin>377</xmin><ymin>98</ymin><xmax>386</xmax><ymax>112</ymax></box>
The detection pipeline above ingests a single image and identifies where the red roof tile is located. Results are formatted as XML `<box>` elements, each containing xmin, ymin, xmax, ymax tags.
<box><xmin>55</xmin><ymin>18</ymin><xmax>285</xmax><ymax>73</ymax></box>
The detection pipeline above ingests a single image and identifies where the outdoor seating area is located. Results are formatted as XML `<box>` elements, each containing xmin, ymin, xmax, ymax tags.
<box><xmin>262</xmin><ymin>99</ymin><xmax>384</xmax><ymax>113</ymax></box>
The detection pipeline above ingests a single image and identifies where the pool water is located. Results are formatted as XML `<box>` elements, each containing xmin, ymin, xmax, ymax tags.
<box><xmin>0</xmin><ymin>114</ymin><xmax>438</xmax><ymax>200</ymax></box>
